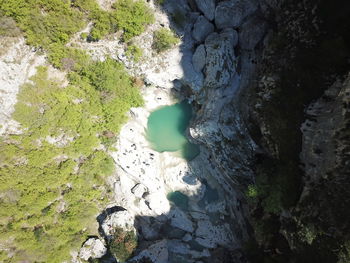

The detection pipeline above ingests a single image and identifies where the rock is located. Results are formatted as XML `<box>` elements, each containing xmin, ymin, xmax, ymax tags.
<box><xmin>79</xmin><ymin>238</ymin><xmax>107</xmax><ymax>260</ymax></box>
<box><xmin>214</xmin><ymin>0</ymin><xmax>258</xmax><ymax>29</ymax></box>
<box><xmin>192</xmin><ymin>44</ymin><xmax>206</xmax><ymax>73</ymax></box>
<box><xmin>239</xmin><ymin>16</ymin><xmax>267</xmax><ymax>50</ymax></box>
<box><xmin>136</xmin><ymin>216</ymin><xmax>163</xmax><ymax>241</ymax></box>
<box><xmin>168</xmin><ymin>207</ymin><xmax>194</xmax><ymax>232</ymax></box>
<box><xmin>195</xmin><ymin>220</ymin><xmax>234</xmax><ymax>249</ymax></box>
<box><xmin>131</xmin><ymin>183</ymin><xmax>148</xmax><ymax>198</ymax></box>
<box><xmin>0</xmin><ymin>37</ymin><xmax>45</xmax><ymax>136</ymax></box>
<box><xmin>129</xmin><ymin>240</ymin><xmax>168</xmax><ymax>263</ymax></box>
<box><xmin>192</xmin><ymin>16</ymin><xmax>214</xmax><ymax>43</ymax></box>
<box><xmin>101</xmin><ymin>210</ymin><xmax>135</xmax><ymax>239</ymax></box>
<box><xmin>204</xmin><ymin>31</ymin><xmax>237</xmax><ymax>89</ymax></box>
<box><xmin>194</xmin><ymin>0</ymin><xmax>215</xmax><ymax>21</ymax></box>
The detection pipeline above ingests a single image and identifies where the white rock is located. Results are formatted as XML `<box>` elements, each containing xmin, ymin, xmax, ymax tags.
<box><xmin>79</xmin><ymin>238</ymin><xmax>107</xmax><ymax>260</ymax></box>
<box><xmin>101</xmin><ymin>210</ymin><xmax>135</xmax><ymax>239</ymax></box>
<box><xmin>0</xmin><ymin>37</ymin><xmax>45</xmax><ymax>136</ymax></box>
<box><xmin>131</xmin><ymin>183</ymin><xmax>148</xmax><ymax>198</ymax></box>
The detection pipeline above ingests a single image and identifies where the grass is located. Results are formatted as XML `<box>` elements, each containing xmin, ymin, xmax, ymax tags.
<box><xmin>152</xmin><ymin>28</ymin><xmax>179</xmax><ymax>53</ymax></box>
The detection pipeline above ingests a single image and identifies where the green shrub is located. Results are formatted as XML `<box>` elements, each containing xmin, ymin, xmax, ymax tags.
<box><xmin>126</xmin><ymin>44</ymin><xmax>143</xmax><ymax>62</ymax></box>
<box><xmin>80</xmin><ymin>32</ymin><xmax>88</xmax><ymax>40</ymax></box>
<box><xmin>152</xmin><ymin>28</ymin><xmax>179</xmax><ymax>53</ymax></box>
<box><xmin>113</xmin><ymin>0</ymin><xmax>154</xmax><ymax>41</ymax></box>
<box><xmin>109</xmin><ymin>228</ymin><xmax>137</xmax><ymax>262</ymax></box>
<box><xmin>0</xmin><ymin>57</ymin><xmax>143</xmax><ymax>262</ymax></box>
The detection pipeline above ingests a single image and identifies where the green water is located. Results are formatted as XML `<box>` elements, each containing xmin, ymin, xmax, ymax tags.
<box><xmin>167</xmin><ymin>191</ymin><xmax>189</xmax><ymax>211</ymax></box>
<box><xmin>146</xmin><ymin>101</ymin><xmax>200</xmax><ymax>160</ymax></box>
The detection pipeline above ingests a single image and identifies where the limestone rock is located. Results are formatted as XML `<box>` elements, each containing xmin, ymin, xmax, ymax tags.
<box><xmin>215</xmin><ymin>0</ymin><xmax>258</xmax><ymax>29</ymax></box>
<box><xmin>101</xmin><ymin>210</ymin><xmax>135</xmax><ymax>239</ymax></box>
<box><xmin>239</xmin><ymin>16</ymin><xmax>267</xmax><ymax>50</ymax></box>
<box><xmin>130</xmin><ymin>240</ymin><xmax>168</xmax><ymax>263</ymax></box>
<box><xmin>192</xmin><ymin>16</ymin><xmax>214</xmax><ymax>43</ymax></box>
<box><xmin>168</xmin><ymin>207</ymin><xmax>194</xmax><ymax>232</ymax></box>
<box><xmin>204</xmin><ymin>31</ymin><xmax>237</xmax><ymax>89</ymax></box>
<box><xmin>131</xmin><ymin>183</ymin><xmax>148</xmax><ymax>198</ymax></box>
<box><xmin>195</xmin><ymin>0</ymin><xmax>216</xmax><ymax>21</ymax></box>
<box><xmin>194</xmin><ymin>220</ymin><xmax>234</xmax><ymax>249</ymax></box>
<box><xmin>79</xmin><ymin>238</ymin><xmax>107</xmax><ymax>260</ymax></box>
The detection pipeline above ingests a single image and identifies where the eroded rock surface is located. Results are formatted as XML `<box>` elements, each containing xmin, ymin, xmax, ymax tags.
<box><xmin>215</xmin><ymin>0</ymin><xmax>258</xmax><ymax>29</ymax></box>
<box><xmin>194</xmin><ymin>0</ymin><xmax>216</xmax><ymax>21</ymax></box>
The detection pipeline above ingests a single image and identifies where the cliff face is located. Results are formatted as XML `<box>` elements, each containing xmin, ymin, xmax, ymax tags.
<box><xmin>243</xmin><ymin>0</ymin><xmax>350</xmax><ymax>261</ymax></box>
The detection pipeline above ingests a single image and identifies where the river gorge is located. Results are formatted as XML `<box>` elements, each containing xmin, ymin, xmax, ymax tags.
<box><xmin>0</xmin><ymin>0</ymin><xmax>349</xmax><ymax>262</ymax></box>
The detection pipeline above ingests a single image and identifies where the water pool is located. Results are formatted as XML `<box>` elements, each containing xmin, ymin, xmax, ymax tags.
<box><xmin>146</xmin><ymin>101</ymin><xmax>200</xmax><ymax>160</ymax></box>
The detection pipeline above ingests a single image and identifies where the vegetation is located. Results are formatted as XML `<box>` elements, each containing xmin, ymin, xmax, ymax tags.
<box><xmin>0</xmin><ymin>0</ymin><xmax>156</xmax><ymax>261</ymax></box>
<box><xmin>113</xmin><ymin>0</ymin><xmax>154</xmax><ymax>41</ymax></box>
<box><xmin>0</xmin><ymin>0</ymin><xmax>154</xmax><ymax>51</ymax></box>
<box><xmin>126</xmin><ymin>44</ymin><xmax>143</xmax><ymax>62</ymax></box>
<box><xmin>109</xmin><ymin>228</ymin><xmax>137</xmax><ymax>262</ymax></box>
<box><xmin>152</xmin><ymin>28</ymin><xmax>179</xmax><ymax>53</ymax></box>
<box><xmin>0</xmin><ymin>54</ymin><xmax>143</xmax><ymax>262</ymax></box>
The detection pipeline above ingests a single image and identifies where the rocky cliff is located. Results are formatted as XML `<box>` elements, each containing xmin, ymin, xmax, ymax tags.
<box><xmin>1</xmin><ymin>0</ymin><xmax>349</xmax><ymax>262</ymax></box>
<box><xmin>244</xmin><ymin>0</ymin><xmax>350</xmax><ymax>262</ymax></box>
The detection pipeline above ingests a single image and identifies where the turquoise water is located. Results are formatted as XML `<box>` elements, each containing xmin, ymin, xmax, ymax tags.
<box><xmin>146</xmin><ymin>101</ymin><xmax>200</xmax><ymax>160</ymax></box>
<box><xmin>167</xmin><ymin>191</ymin><xmax>189</xmax><ymax>211</ymax></box>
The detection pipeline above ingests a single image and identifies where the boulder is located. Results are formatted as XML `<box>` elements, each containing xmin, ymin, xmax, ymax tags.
<box><xmin>79</xmin><ymin>238</ymin><xmax>107</xmax><ymax>260</ymax></box>
<box><xmin>129</xmin><ymin>240</ymin><xmax>168</xmax><ymax>263</ymax></box>
<box><xmin>239</xmin><ymin>16</ymin><xmax>267</xmax><ymax>50</ymax></box>
<box><xmin>192</xmin><ymin>44</ymin><xmax>206</xmax><ymax>73</ymax></box>
<box><xmin>194</xmin><ymin>0</ymin><xmax>215</xmax><ymax>21</ymax></box>
<box><xmin>215</xmin><ymin>0</ymin><xmax>258</xmax><ymax>29</ymax></box>
<box><xmin>192</xmin><ymin>16</ymin><xmax>214</xmax><ymax>43</ymax></box>
<box><xmin>101</xmin><ymin>210</ymin><xmax>135</xmax><ymax>239</ymax></box>
<box><xmin>204</xmin><ymin>31</ymin><xmax>237</xmax><ymax>89</ymax></box>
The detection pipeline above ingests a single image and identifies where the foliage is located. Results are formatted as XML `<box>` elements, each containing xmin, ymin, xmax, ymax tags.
<box><xmin>152</xmin><ymin>28</ymin><xmax>179</xmax><ymax>53</ymax></box>
<box><xmin>109</xmin><ymin>228</ymin><xmax>137</xmax><ymax>262</ymax></box>
<box><xmin>0</xmin><ymin>0</ymin><xmax>154</xmax><ymax>57</ymax></box>
<box><xmin>126</xmin><ymin>44</ymin><xmax>143</xmax><ymax>62</ymax></box>
<box><xmin>112</xmin><ymin>0</ymin><xmax>154</xmax><ymax>41</ymax></box>
<box><xmin>0</xmin><ymin>0</ymin><xmax>85</xmax><ymax>48</ymax></box>
<box><xmin>0</xmin><ymin>57</ymin><xmax>143</xmax><ymax>262</ymax></box>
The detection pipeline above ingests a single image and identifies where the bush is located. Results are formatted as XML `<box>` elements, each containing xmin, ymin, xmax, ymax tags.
<box><xmin>109</xmin><ymin>228</ymin><xmax>137</xmax><ymax>262</ymax></box>
<box><xmin>152</xmin><ymin>28</ymin><xmax>179</xmax><ymax>53</ymax></box>
<box><xmin>113</xmin><ymin>0</ymin><xmax>154</xmax><ymax>41</ymax></box>
<box><xmin>0</xmin><ymin>56</ymin><xmax>143</xmax><ymax>262</ymax></box>
<box><xmin>126</xmin><ymin>44</ymin><xmax>143</xmax><ymax>62</ymax></box>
